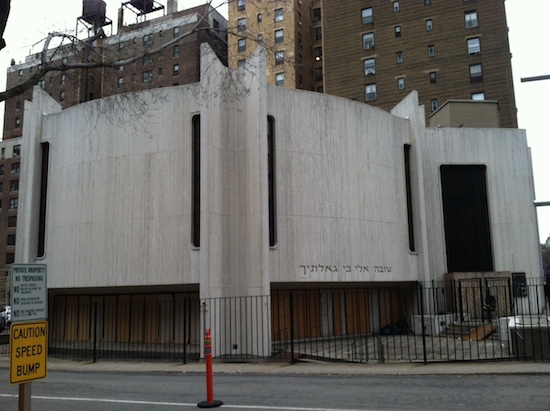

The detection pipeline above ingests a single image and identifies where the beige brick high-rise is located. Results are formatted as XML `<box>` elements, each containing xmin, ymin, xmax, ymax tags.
<box><xmin>228</xmin><ymin>0</ymin><xmax>317</xmax><ymax>91</ymax></box>
<box><xmin>229</xmin><ymin>0</ymin><xmax>517</xmax><ymax>128</ymax></box>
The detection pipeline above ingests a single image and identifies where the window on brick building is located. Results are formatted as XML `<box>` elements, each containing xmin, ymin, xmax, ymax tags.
<box><xmin>6</xmin><ymin>253</ymin><xmax>14</xmax><ymax>264</ymax></box>
<box><xmin>61</xmin><ymin>74</ymin><xmax>66</xmax><ymax>85</ymax></box>
<box><xmin>362</xmin><ymin>8</ymin><xmax>373</xmax><ymax>24</ymax></box>
<box><xmin>143</xmin><ymin>34</ymin><xmax>153</xmax><ymax>46</ymax></box>
<box><xmin>363</xmin><ymin>32</ymin><xmax>374</xmax><ymax>50</ymax></box>
<box><xmin>312</xmin><ymin>8</ymin><xmax>321</xmax><ymax>22</ymax></box>
<box><xmin>9</xmin><ymin>198</ymin><xmax>18</xmax><ymax>209</ymax></box>
<box><xmin>173</xmin><ymin>26</ymin><xmax>180</xmax><ymax>38</ymax></box>
<box><xmin>313</xmin><ymin>27</ymin><xmax>322</xmax><ymax>42</ymax></box>
<box><xmin>15</xmin><ymin>118</ymin><xmax>20</xmax><ymax>128</ymax></box>
<box><xmin>275</xmin><ymin>72</ymin><xmax>284</xmax><ymax>86</ymax></box>
<box><xmin>431</xmin><ymin>99</ymin><xmax>438</xmax><ymax>112</ymax></box>
<box><xmin>467</xmin><ymin>37</ymin><xmax>481</xmax><ymax>54</ymax></box>
<box><xmin>257</xmin><ymin>13</ymin><xmax>262</xmax><ymax>23</ymax></box>
<box><xmin>10</xmin><ymin>180</ymin><xmax>18</xmax><ymax>192</ymax></box>
<box><xmin>393</xmin><ymin>1</ymin><xmax>400</xmax><ymax>12</ymax></box>
<box><xmin>430</xmin><ymin>71</ymin><xmax>437</xmax><ymax>83</ymax></box>
<box><xmin>143</xmin><ymin>70</ymin><xmax>153</xmax><ymax>83</ymax></box>
<box><xmin>173</xmin><ymin>64</ymin><xmax>179</xmax><ymax>76</ymax></box>
<box><xmin>118</xmin><ymin>77</ymin><xmax>123</xmax><ymax>88</ymax></box>
<box><xmin>13</xmin><ymin>145</ymin><xmax>20</xmax><ymax>157</ymax></box>
<box><xmin>395</xmin><ymin>26</ymin><xmax>401</xmax><ymax>37</ymax></box>
<box><xmin>8</xmin><ymin>216</ymin><xmax>16</xmax><ymax>227</ymax></box>
<box><xmin>15</xmin><ymin>101</ymin><xmax>20</xmax><ymax>112</ymax></box>
<box><xmin>60</xmin><ymin>91</ymin><xmax>65</xmax><ymax>101</ymax></box>
<box><xmin>396</xmin><ymin>52</ymin><xmax>403</xmax><ymax>64</ymax></box>
<box><xmin>365</xmin><ymin>84</ymin><xmax>377</xmax><ymax>101</ymax></box>
<box><xmin>275</xmin><ymin>29</ymin><xmax>284</xmax><ymax>44</ymax></box>
<box><xmin>465</xmin><ymin>11</ymin><xmax>478</xmax><ymax>28</ymax></box>
<box><xmin>237</xmin><ymin>0</ymin><xmax>245</xmax><ymax>11</ymax></box>
<box><xmin>238</xmin><ymin>18</ymin><xmax>246</xmax><ymax>31</ymax></box>
<box><xmin>364</xmin><ymin>58</ymin><xmax>375</xmax><ymax>75</ymax></box>
<box><xmin>7</xmin><ymin>234</ymin><xmax>15</xmax><ymax>246</ymax></box>
<box><xmin>11</xmin><ymin>163</ymin><xmax>20</xmax><ymax>175</ymax></box>
<box><xmin>314</xmin><ymin>46</ymin><xmax>322</xmax><ymax>61</ymax></box>
<box><xmin>314</xmin><ymin>67</ymin><xmax>323</xmax><ymax>82</ymax></box>
<box><xmin>275</xmin><ymin>8</ymin><xmax>283</xmax><ymax>22</ymax></box>
<box><xmin>398</xmin><ymin>77</ymin><xmax>405</xmax><ymax>90</ymax></box>
<box><xmin>426</xmin><ymin>19</ymin><xmax>433</xmax><ymax>31</ymax></box>
<box><xmin>275</xmin><ymin>51</ymin><xmax>284</xmax><ymax>65</ymax></box>
<box><xmin>428</xmin><ymin>45</ymin><xmax>435</xmax><ymax>58</ymax></box>
<box><xmin>238</xmin><ymin>38</ymin><xmax>246</xmax><ymax>52</ymax></box>
<box><xmin>472</xmin><ymin>92</ymin><xmax>485</xmax><ymax>100</ymax></box>
<box><xmin>469</xmin><ymin>64</ymin><xmax>483</xmax><ymax>81</ymax></box>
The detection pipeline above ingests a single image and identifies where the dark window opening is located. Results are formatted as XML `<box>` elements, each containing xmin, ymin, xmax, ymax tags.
<box><xmin>192</xmin><ymin>115</ymin><xmax>200</xmax><ymax>247</ymax></box>
<box><xmin>440</xmin><ymin>165</ymin><xmax>493</xmax><ymax>272</ymax></box>
<box><xmin>38</xmin><ymin>142</ymin><xmax>49</xmax><ymax>257</ymax></box>
<box><xmin>404</xmin><ymin>145</ymin><xmax>415</xmax><ymax>251</ymax></box>
<box><xmin>268</xmin><ymin>116</ymin><xmax>277</xmax><ymax>247</ymax></box>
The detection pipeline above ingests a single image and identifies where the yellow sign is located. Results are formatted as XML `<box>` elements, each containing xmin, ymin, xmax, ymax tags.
<box><xmin>10</xmin><ymin>321</ymin><xmax>48</xmax><ymax>384</ymax></box>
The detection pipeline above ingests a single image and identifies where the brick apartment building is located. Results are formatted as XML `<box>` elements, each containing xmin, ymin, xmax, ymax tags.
<box><xmin>229</xmin><ymin>0</ymin><xmax>517</xmax><ymax>128</ymax></box>
<box><xmin>0</xmin><ymin>0</ymin><xmax>228</xmax><ymax>306</ymax></box>
<box><xmin>0</xmin><ymin>138</ymin><xmax>20</xmax><ymax>307</ymax></box>
<box><xmin>3</xmin><ymin>1</ymin><xmax>227</xmax><ymax>140</ymax></box>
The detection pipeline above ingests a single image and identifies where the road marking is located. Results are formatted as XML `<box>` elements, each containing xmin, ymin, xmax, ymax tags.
<box><xmin>0</xmin><ymin>393</ymin><xmax>372</xmax><ymax>410</ymax></box>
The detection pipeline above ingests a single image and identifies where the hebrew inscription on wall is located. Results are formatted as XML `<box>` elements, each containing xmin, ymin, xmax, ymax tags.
<box><xmin>299</xmin><ymin>264</ymin><xmax>392</xmax><ymax>276</ymax></box>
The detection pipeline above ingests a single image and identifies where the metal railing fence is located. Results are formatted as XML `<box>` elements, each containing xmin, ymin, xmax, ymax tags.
<box><xmin>0</xmin><ymin>279</ymin><xmax>549</xmax><ymax>363</ymax></box>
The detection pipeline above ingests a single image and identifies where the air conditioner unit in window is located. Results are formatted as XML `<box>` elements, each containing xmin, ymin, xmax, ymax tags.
<box><xmin>365</xmin><ymin>68</ymin><xmax>375</xmax><ymax>75</ymax></box>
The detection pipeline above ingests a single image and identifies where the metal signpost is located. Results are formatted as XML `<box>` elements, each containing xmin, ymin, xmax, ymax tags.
<box><xmin>10</xmin><ymin>264</ymin><xmax>48</xmax><ymax>411</ymax></box>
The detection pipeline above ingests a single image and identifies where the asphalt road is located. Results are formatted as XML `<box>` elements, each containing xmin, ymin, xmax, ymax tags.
<box><xmin>1</xmin><ymin>369</ymin><xmax>549</xmax><ymax>410</ymax></box>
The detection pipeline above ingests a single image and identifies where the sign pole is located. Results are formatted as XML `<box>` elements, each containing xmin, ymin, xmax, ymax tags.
<box><xmin>19</xmin><ymin>383</ymin><xmax>31</xmax><ymax>411</ymax></box>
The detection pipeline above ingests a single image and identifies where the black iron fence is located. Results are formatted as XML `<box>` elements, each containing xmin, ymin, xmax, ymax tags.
<box><xmin>1</xmin><ymin>279</ymin><xmax>549</xmax><ymax>363</ymax></box>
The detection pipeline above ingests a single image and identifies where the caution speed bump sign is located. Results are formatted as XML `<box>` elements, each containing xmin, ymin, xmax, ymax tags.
<box><xmin>10</xmin><ymin>321</ymin><xmax>48</xmax><ymax>384</ymax></box>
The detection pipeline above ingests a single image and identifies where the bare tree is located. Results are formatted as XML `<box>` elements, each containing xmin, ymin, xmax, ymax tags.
<box><xmin>0</xmin><ymin>0</ymin><xmax>10</xmax><ymax>50</ymax></box>
<box><xmin>0</xmin><ymin>0</ymin><xmax>305</xmax><ymax>104</ymax></box>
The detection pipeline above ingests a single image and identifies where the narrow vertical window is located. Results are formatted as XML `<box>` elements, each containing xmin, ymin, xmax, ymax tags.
<box><xmin>38</xmin><ymin>142</ymin><xmax>49</xmax><ymax>257</ymax></box>
<box><xmin>404</xmin><ymin>145</ymin><xmax>415</xmax><ymax>252</ymax></box>
<box><xmin>192</xmin><ymin>115</ymin><xmax>200</xmax><ymax>247</ymax></box>
<box><xmin>268</xmin><ymin>116</ymin><xmax>277</xmax><ymax>247</ymax></box>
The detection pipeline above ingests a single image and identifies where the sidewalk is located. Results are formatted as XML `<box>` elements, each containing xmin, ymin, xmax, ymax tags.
<box><xmin>2</xmin><ymin>356</ymin><xmax>550</xmax><ymax>376</ymax></box>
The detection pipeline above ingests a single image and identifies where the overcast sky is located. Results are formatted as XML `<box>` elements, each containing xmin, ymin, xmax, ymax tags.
<box><xmin>1</xmin><ymin>1</ymin><xmax>549</xmax><ymax>243</ymax></box>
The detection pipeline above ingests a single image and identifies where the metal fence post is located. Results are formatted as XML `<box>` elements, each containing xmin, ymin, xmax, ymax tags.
<box><xmin>93</xmin><ymin>301</ymin><xmax>98</xmax><ymax>363</ymax></box>
<box><xmin>418</xmin><ymin>282</ymin><xmax>427</xmax><ymax>364</ymax></box>
<box><xmin>290</xmin><ymin>290</ymin><xmax>295</xmax><ymax>364</ymax></box>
